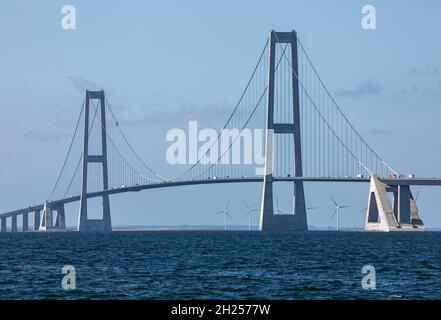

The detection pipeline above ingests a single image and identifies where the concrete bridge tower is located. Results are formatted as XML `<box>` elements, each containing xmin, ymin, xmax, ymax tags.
<box><xmin>77</xmin><ymin>90</ymin><xmax>112</xmax><ymax>232</ymax></box>
<box><xmin>259</xmin><ymin>30</ymin><xmax>308</xmax><ymax>231</ymax></box>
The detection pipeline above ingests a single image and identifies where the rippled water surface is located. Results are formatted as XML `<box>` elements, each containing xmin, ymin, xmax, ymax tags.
<box><xmin>0</xmin><ymin>231</ymin><xmax>440</xmax><ymax>299</ymax></box>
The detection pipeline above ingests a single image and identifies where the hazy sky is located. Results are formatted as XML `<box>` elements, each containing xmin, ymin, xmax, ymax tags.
<box><xmin>1</xmin><ymin>0</ymin><xmax>441</xmax><ymax>228</ymax></box>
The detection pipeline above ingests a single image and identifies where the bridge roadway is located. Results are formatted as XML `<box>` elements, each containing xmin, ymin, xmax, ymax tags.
<box><xmin>2</xmin><ymin>176</ymin><xmax>441</xmax><ymax>218</ymax></box>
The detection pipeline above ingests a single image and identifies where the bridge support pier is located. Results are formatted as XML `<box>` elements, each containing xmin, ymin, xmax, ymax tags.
<box><xmin>54</xmin><ymin>204</ymin><xmax>66</xmax><ymax>229</ymax></box>
<box><xmin>398</xmin><ymin>185</ymin><xmax>411</xmax><ymax>224</ymax></box>
<box><xmin>40</xmin><ymin>201</ymin><xmax>53</xmax><ymax>231</ymax></box>
<box><xmin>77</xmin><ymin>90</ymin><xmax>112</xmax><ymax>232</ymax></box>
<box><xmin>1</xmin><ymin>218</ymin><xmax>6</xmax><ymax>232</ymax></box>
<box><xmin>11</xmin><ymin>215</ymin><xmax>17</xmax><ymax>232</ymax></box>
<box><xmin>365</xmin><ymin>176</ymin><xmax>425</xmax><ymax>231</ymax></box>
<box><xmin>34</xmin><ymin>209</ymin><xmax>40</xmax><ymax>231</ymax></box>
<box><xmin>259</xmin><ymin>30</ymin><xmax>307</xmax><ymax>231</ymax></box>
<box><xmin>39</xmin><ymin>201</ymin><xmax>66</xmax><ymax>232</ymax></box>
<box><xmin>22</xmin><ymin>212</ymin><xmax>29</xmax><ymax>232</ymax></box>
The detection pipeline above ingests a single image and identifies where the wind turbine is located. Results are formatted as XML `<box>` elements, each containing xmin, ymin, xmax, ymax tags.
<box><xmin>213</xmin><ymin>201</ymin><xmax>233</xmax><ymax>230</ymax></box>
<box><xmin>243</xmin><ymin>200</ymin><xmax>258</xmax><ymax>231</ymax></box>
<box><xmin>412</xmin><ymin>190</ymin><xmax>424</xmax><ymax>220</ymax></box>
<box><xmin>291</xmin><ymin>195</ymin><xmax>317</xmax><ymax>214</ymax></box>
<box><xmin>414</xmin><ymin>191</ymin><xmax>420</xmax><ymax>203</ymax></box>
<box><xmin>275</xmin><ymin>196</ymin><xmax>289</xmax><ymax>214</ymax></box>
<box><xmin>331</xmin><ymin>196</ymin><xmax>350</xmax><ymax>231</ymax></box>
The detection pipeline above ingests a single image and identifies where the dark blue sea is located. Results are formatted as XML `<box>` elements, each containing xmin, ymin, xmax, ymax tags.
<box><xmin>0</xmin><ymin>231</ymin><xmax>440</xmax><ymax>299</ymax></box>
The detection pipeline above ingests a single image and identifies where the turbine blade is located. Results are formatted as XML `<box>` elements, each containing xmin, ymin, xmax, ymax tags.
<box><xmin>226</xmin><ymin>200</ymin><xmax>229</xmax><ymax>212</ymax></box>
<box><xmin>275</xmin><ymin>208</ymin><xmax>288</xmax><ymax>214</ymax></box>
<box><xmin>213</xmin><ymin>211</ymin><xmax>224</xmax><ymax>215</ymax></box>
<box><xmin>330</xmin><ymin>195</ymin><xmax>338</xmax><ymax>207</ymax></box>
<box><xmin>243</xmin><ymin>200</ymin><xmax>250</xmax><ymax>209</ymax></box>
<box><xmin>360</xmin><ymin>207</ymin><xmax>367</xmax><ymax>212</ymax></box>
<box><xmin>415</xmin><ymin>191</ymin><xmax>420</xmax><ymax>202</ymax></box>
<box><xmin>340</xmin><ymin>205</ymin><xmax>351</xmax><ymax>209</ymax></box>
<box><xmin>307</xmin><ymin>206</ymin><xmax>317</xmax><ymax>210</ymax></box>
<box><xmin>331</xmin><ymin>208</ymin><xmax>337</xmax><ymax>220</ymax></box>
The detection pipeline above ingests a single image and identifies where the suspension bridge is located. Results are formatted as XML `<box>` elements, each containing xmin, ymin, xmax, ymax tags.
<box><xmin>0</xmin><ymin>30</ymin><xmax>438</xmax><ymax>232</ymax></box>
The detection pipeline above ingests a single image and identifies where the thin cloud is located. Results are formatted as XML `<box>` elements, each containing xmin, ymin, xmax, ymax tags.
<box><xmin>54</xmin><ymin>108</ymin><xmax>82</xmax><ymax>127</ymax></box>
<box><xmin>110</xmin><ymin>103</ymin><xmax>133</xmax><ymax>110</ymax></box>
<box><xmin>121</xmin><ymin>105</ymin><xmax>230</xmax><ymax>126</ymax></box>
<box><xmin>68</xmin><ymin>75</ymin><xmax>104</xmax><ymax>93</ymax></box>
<box><xmin>409</xmin><ymin>65</ymin><xmax>439</xmax><ymax>77</ymax></box>
<box><xmin>23</xmin><ymin>130</ymin><xmax>68</xmax><ymax>143</ymax></box>
<box><xmin>400</xmin><ymin>65</ymin><xmax>440</xmax><ymax>97</ymax></box>
<box><xmin>400</xmin><ymin>84</ymin><xmax>420</xmax><ymax>95</ymax></box>
<box><xmin>365</xmin><ymin>128</ymin><xmax>393</xmax><ymax>136</ymax></box>
<box><xmin>400</xmin><ymin>81</ymin><xmax>441</xmax><ymax>97</ymax></box>
<box><xmin>335</xmin><ymin>81</ymin><xmax>383</xmax><ymax>99</ymax></box>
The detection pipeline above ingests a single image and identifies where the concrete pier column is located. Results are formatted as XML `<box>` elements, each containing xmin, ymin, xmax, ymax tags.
<box><xmin>1</xmin><ymin>218</ymin><xmax>6</xmax><ymax>232</ymax></box>
<box><xmin>398</xmin><ymin>185</ymin><xmax>411</xmax><ymax>224</ymax></box>
<box><xmin>22</xmin><ymin>212</ymin><xmax>29</xmax><ymax>232</ymax></box>
<box><xmin>392</xmin><ymin>189</ymin><xmax>398</xmax><ymax>221</ymax></box>
<box><xmin>34</xmin><ymin>209</ymin><xmax>41</xmax><ymax>231</ymax></box>
<box><xmin>11</xmin><ymin>215</ymin><xmax>18</xmax><ymax>232</ymax></box>
<box><xmin>40</xmin><ymin>201</ymin><xmax>54</xmax><ymax>231</ymax></box>
<box><xmin>54</xmin><ymin>204</ymin><xmax>66</xmax><ymax>229</ymax></box>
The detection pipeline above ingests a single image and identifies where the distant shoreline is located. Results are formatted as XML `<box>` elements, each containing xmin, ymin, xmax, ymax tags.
<box><xmin>108</xmin><ymin>226</ymin><xmax>441</xmax><ymax>232</ymax></box>
<box><xmin>4</xmin><ymin>226</ymin><xmax>441</xmax><ymax>232</ymax></box>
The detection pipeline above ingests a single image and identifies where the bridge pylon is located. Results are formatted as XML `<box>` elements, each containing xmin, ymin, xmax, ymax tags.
<box><xmin>77</xmin><ymin>90</ymin><xmax>112</xmax><ymax>232</ymax></box>
<box><xmin>259</xmin><ymin>30</ymin><xmax>308</xmax><ymax>231</ymax></box>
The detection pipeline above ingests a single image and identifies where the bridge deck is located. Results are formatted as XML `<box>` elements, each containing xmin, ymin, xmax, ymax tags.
<box><xmin>1</xmin><ymin>176</ymin><xmax>441</xmax><ymax>218</ymax></box>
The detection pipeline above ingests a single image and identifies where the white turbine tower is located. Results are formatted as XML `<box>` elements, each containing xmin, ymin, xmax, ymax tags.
<box><xmin>243</xmin><ymin>200</ymin><xmax>258</xmax><ymax>231</ymax></box>
<box><xmin>331</xmin><ymin>196</ymin><xmax>350</xmax><ymax>231</ymax></box>
<box><xmin>213</xmin><ymin>201</ymin><xmax>233</xmax><ymax>230</ymax></box>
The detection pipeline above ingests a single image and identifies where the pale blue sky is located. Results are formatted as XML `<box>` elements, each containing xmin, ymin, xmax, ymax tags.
<box><xmin>1</xmin><ymin>0</ymin><xmax>441</xmax><ymax>228</ymax></box>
